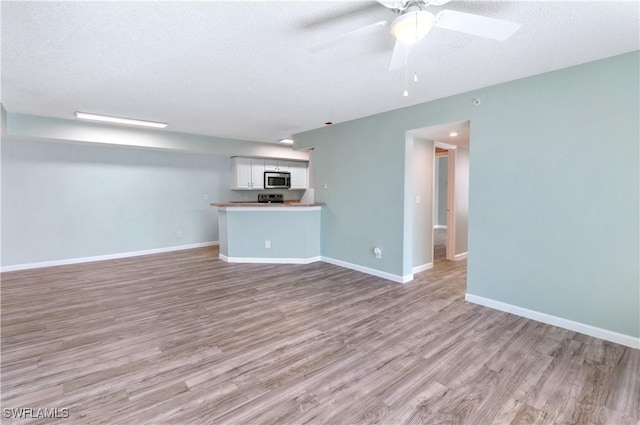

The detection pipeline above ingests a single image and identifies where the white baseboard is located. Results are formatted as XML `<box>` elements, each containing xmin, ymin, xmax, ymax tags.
<box><xmin>219</xmin><ymin>254</ymin><xmax>413</xmax><ymax>284</ymax></box>
<box><xmin>454</xmin><ymin>252</ymin><xmax>467</xmax><ymax>261</ymax></box>
<box><xmin>465</xmin><ymin>293</ymin><xmax>640</xmax><ymax>349</ymax></box>
<box><xmin>321</xmin><ymin>256</ymin><xmax>413</xmax><ymax>284</ymax></box>
<box><xmin>1</xmin><ymin>242</ymin><xmax>219</xmax><ymax>273</ymax></box>
<box><xmin>4</xmin><ymin>246</ymin><xmax>414</xmax><ymax>285</ymax></box>
<box><xmin>412</xmin><ymin>263</ymin><xmax>434</xmax><ymax>274</ymax></box>
<box><xmin>219</xmin><ymin>254</ymin><xmax>321</xmax><ymax>265</ymax></box>
<box><xmin>434</xmin><ymin>225</ymin><xmax>447</xmax><ymax>229</ymax></box>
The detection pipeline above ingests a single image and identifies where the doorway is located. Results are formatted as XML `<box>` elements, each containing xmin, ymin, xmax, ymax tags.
<box><xmin>408</xmin><ymin>120</ymin><xmax>469</xmax><ymax>277</ymax></box>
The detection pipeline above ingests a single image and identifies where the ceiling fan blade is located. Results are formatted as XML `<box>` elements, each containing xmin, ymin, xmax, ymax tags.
<box><xmin>306</xmin><ymin>21</ymin><xmax>388</xmax><ymax>53</ymax></box>
<box><xmin>376</xmin><ymin>0</ymin><xmax>408</xmax><ymax>11</ymax></box>
<box><xmin>389</xmin><ymin>40</ymin><xmax>411</xmax><ymax>71</ymax></box>
<box><xmin>435</xmin><ymin>10</ymin><xmax>521</xmax><ymax>41</ymax></box>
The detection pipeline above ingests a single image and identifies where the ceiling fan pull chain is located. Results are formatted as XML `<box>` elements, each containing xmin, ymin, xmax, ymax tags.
<box><xmin>403</xmin><ymin>46</ymin><xmax>409</xmax><ymax>96</ymax></box>
<box><xmin>403</xmin><ymin>39</ymin><xmax>409</xmax><ymax>97</ymax></box>
<box><xmin>413</xmin><ymin>42</ymin><xmax>418</xmax><ymax>83</ymax></box>
<box><xmin>403</xmin><ymin>70</ymin><xmax>409</xmax><ymax>96</ymax></box>
<box><xmin>408</xmin><ymin>12</ymin><xmax>419</xmax><ymax>87</ymax></box>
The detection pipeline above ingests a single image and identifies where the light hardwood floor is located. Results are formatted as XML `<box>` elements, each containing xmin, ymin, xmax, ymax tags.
<box><xmin>1</xmin><ymin>243</ymin><xmax>638</xmax><ymax>425</ymax></box>
<box><xmin>434</xmin><ymin>228</ymin><xmax>447</xmax><ymax>261</ymax></box>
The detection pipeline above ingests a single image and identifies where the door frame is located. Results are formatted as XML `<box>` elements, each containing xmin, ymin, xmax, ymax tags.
<box><xmin>434</xmin><ymin>141</ymin><xmax>457</xmax><ymax>261</ymax></box>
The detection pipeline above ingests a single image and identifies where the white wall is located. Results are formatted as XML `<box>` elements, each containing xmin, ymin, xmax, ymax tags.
<box><xmin>453</xmin><ymin>147</ymin><xmax>469</xmax><ymax>255</ymax></box>
<box><xmin>412</xmin><ymin>138</ymin><xmax>434</xmax><ymax>269</ymax></box>
<box><xmin>434</xmin><ymin>155</ymin><xmax>448</xmax><ymax>227</ymax></box>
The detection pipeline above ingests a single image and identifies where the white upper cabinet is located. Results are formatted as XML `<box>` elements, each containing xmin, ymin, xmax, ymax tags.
<box><xmin>231</xmin><ymin>157</ymin><xmax>265</xmax><ymax>190</ymax></box>
<box><xmin>231</xmin><ymin>157</ymin><xmax>252</xmax><ymax>189</ymax></box>
<box><xmin>264</xmin><ymin>160</ymin><xmax>289</xmax><ymax>173</ymax></box>
<box><xmin>231</xmin><ymin>157</ymin><xmax>308</xmax><ymax>190</ymax></box>
<box><xmin>251</xmin><ymin>159</ymin><xmax>265</xmax><ymax>190</ymax></box>
<box><xmin>264</xmin><ymin>160</ymin><xmax>277</xmax><ymax>172</ymax></box>
<box><xmin>289</xmin><ymin>162</ymin><xmax>308</xmax><ymax>189</ymax></box>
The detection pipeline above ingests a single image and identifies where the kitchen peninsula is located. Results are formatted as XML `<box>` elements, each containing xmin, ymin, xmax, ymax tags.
<box><xmin>211</xmin><ymin>201</ymin><xmax>322</xmax><ymax>264</ymax></box>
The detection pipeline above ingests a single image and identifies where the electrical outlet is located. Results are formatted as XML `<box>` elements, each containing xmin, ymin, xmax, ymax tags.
<box><xmin>265</xmin><ymin>240</ymin><xmax>271</xmax><ymax>249</ymax></box>
<box><xmin>416</xmin><ymin>195</ymin><xmax>421</xmax><ymax>204</ymax></box>
<box><xmin>177</xmin><ymin>231</ymin><xmax>183</xmax><ymax>239</ymax></box>
<box><xmin>373</xmin><ymin>247</ymin><xmax>382</xmax><ymax>259</ymax></box>
<box><xmin>203</xmin><ymin>194</ymin><xmax>209</xmax><ymax>201</ymax></box>
<box><xmin>323</xmin><ymin>183</ymin><xmax>328</xmax><ymax>189</ymax></box>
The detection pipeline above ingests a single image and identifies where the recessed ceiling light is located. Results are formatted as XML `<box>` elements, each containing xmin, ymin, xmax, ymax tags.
<box><xmin>324</xmin><ymin>122</ymin><xmax>333</xmax><ymax>126</ymax></box>
<box><xmin>279</xmin><ymin>138</ymin><xmax>294</xmax><ymax>145</ymax></box>
<box><xmin>75</xmin><ymin>112</ymin><xmax>168</xmax><ymax>129</ymax></box>
<box><xmin>449</xmin><ymin>132</ymin><xmax>458</xmax><ymax>137</ymax></box>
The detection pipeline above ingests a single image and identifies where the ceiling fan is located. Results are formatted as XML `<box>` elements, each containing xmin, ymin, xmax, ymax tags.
<box><xmin>307</xmin><ymin>0</ymin><xmax>521</xmax><ymax>71</ymax></box>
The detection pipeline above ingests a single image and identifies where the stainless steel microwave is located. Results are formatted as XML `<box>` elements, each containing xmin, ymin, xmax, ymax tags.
<box><xmin>264</xmin><ymin>171</ymin><xmax>291</xmax><ymax>189</ymax></box>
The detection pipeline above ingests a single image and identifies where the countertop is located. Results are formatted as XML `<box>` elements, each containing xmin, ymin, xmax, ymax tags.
<box><xmin>211</xmin><ymin>201</ymin><xmax>323</xmax><ymax>208</ymax></box>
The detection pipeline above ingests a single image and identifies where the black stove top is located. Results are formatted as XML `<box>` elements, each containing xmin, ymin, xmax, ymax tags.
<box><xmin>258</xmin><ymin>193</ymin><xmax>284</xmax><ymax>203</ymax></box>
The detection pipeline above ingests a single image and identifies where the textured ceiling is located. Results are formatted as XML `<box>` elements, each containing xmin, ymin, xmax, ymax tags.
<box><xmin>2</xmin><ymin>1</ymin><xmax>639</xmax><ymax>143</ymax></box>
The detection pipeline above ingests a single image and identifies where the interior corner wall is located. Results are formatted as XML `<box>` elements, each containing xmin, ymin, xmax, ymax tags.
<box><xmin>295</xmin><ymin>118</ymin><xmax>408</xmax><ymax>279</ymax></box>
<box><xmin>1</xmin><ymin>139</ymin><xmax>233</xmax><ymax>267</ymax></box>
<box><xmin>412</xmin><ymin>138</ymin><xmax>434</xmax><ymax>268</ymax></box>
<box><xmin>295</xmin><ymin>51</ymin><xmax>639</xmax><ymax>339</ymax></box>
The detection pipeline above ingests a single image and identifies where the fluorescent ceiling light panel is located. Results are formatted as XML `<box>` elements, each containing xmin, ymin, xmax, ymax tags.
<box><xmin>75</xmin><ymin>112</ymin><xmax>167</xmax><ymax>129</ymax></box>
<box><xmin>449</xmin><ymin>132</ymin><xmax>458</xmax><ymax>137</ymax></box>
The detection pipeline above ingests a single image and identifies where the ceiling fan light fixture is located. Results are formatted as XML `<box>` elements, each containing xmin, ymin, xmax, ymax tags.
<box><xmin>390</xmin><ymin>10</ymin><xmax>436</xmax><ymax>45</ymax></box>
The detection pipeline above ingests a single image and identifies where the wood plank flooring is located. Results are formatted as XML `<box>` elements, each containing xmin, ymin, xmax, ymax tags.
<box><xmin>1</xmin><ymin>242</ymin><xmax>638</xmax><ymax>424</ymax></box>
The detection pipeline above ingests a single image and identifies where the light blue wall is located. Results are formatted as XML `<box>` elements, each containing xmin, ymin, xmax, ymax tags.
<box><xmin>1</xmin><ymin>112</ymin><xmax>307</xmax><ymax>267</ymax></box>
<box><xmin>308</xmin><ymin>120</ymin><xmax>408</xmax><ymax>276</ymax></box>
<box><xmin>295</xmin><ymin>52</ymin><xmax>639</xmax><ymax>338</ymax></box>
<box><xmin>221</xmin><ymin>208</ymin><xmax>320</xmax><ymax>260</ymax></box>
<box><xmin>1</xmin><ymin>139</ymin><xmax>231</xmax><ymax>266</ymax></box>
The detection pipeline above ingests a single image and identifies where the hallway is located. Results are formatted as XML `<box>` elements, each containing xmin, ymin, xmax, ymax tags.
<box><xmin>434</xmin><ymin>228</ymin><xmax>447</xmax><ymax>263</ymax></box>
